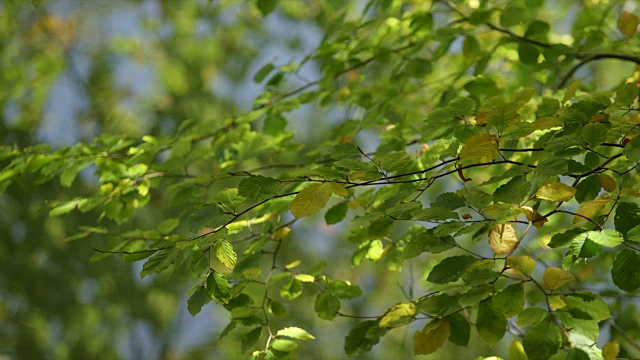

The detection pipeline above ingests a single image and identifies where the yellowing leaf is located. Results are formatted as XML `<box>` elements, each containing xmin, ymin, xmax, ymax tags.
<box><xmin>215</xmin><ymin>239</ymin><xmax>237</xmax><ymax>270</ymax></box>
<box><xmin>294</xmin><ymin>274</ymin><xmax>315</xmax><ymax>282</ymax></box>
<box><xmin>600</xmin><ymin>173</ymin><xmax>616</xmax><ymax>192</ymax></box>
<box><xmin>520</xmin><ymin>206</ymin><xmax>548</xmax><ymax>228</ymax></box>
<box><xmin>543</xmin><ymin>267</ymin><xmax>575</xmax><ymax>290</ymax></box>
<box><xmin>603</xmin><ymin>340</ymin><xmax>620</xmax><ymax>360</ymax></box>
<box><xmin>488</xmin><ymin>224</ymin><xmax>518</xmax><ymax>254</ymax></box>
<box><xmin>379</xmin><ymin>303</ymin><xmax>416</xmax><ymax>327</ymax></box>
<box><xmin>508</xmin><ymin>339</ymin><xmax>528</xmax><ymax>360</ymax></box>
<box><xmin>329</xmin><ymin>182</ymin><xmax>349</xmax><ymax>197</ymax></box>
<box><xmin>507</xmin><ymin>256</ymin><xmax>536</xmax><ymax>276</ymax></box>
<box><xmin>276</xmin><ymin>326</ymin><xmax>315</xmax><ymax>341</ymax></box>
<box><xmin>291</xmin><ymin>183</ymin><xmax>333</xmax><ymax>218</ymax></box>
<box><xmin>573</xmin><ymin>196</ymin><xmax>610</xmax><ymax>224</ymax></box>
<box><xmin>285</xmin><ymin>260</ymin><xmax>301</xmax><ymax>269</ymax></box>
<box><xmin>618</xmin><ymin>11</ymin><xmax>639</xmax><ymax>37</ymax></box>
<box><xmin>536</xmin><ymin>182</ymin><xmax>576</xmax><ymax>202</ymax></box>
<box><xmin>414</xmin><ymin>318</ymin><xmax>450</xmax><ymax>355</ymax></box>
<box><xmin>459</xmin><ymin>133</ymin><xmax>498</xmax><ymax>164</ymax></box>
<box><xmin>274</xmin><ymin>226</ymin><xmax>291</xmax><ymax>240</ymax></box>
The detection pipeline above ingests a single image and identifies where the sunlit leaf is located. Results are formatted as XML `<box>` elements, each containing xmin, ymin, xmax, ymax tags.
<box><xmin>543</xmin><ymin>267</ymin><xmax>575</xmax><ymax>290</ymax></box>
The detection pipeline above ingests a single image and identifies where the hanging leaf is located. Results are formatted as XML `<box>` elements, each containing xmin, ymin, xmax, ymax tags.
<box><xmin>427</xmin><ymin>255</ymin><xmax>477</xmax><ymax>284</ymax></box>
<box><xmin>379</xmin><ymin>303</ymin><xmax>416</xmax><ymax>328</ymax></box>
<box><xmin>522</xmin><ymin>318</ymin><xmax>562</xmax><ymax>360</ymax></box>
<box><xmin>215</xmin><ymin>239</ymin><xmax>237</xmax><ymax>270</ymax></box>
<box><xmin>488</xmin><ymin>223</ymin><xmax>518</xmax><ymax>254</ymax></box>
<box><xmin>291</xmin><ymin>183</ymin><xmax>334</xmax><ymax>218</ymax></box>
<box><xmin>476</xmin><ymin>300</ymin><xmax>507</xmax><ymax>346</ymax></box>
<box><xmin>315</xmin><ymin>292</ymin><xmax>340</xmax><ymax>320</ymax></box>
<box><xmin>207</xmin><ymin>271</ymin><xmax>233</xmax><ymax>304</ymax></box>
<box><xmin>612</xmin><ymin>249</ymin><xmax>640</xmax><ymax>292</ymax></box>
<box><xmin>573</xmin><ymin>196</ymin><xmax>609</xmax><ymax>224</ymax></box>
<box><xmin>414</xmin><ymin>318</ymin><xmax>450</xmax><ymax>355</ymax></box>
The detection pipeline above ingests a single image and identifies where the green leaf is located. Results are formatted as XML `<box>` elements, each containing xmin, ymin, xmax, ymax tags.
<box><xmin>522</xmin><ymin>317</ymin><xmax>562</xmax><ymax>360</ymax></box>
<box><xmin>518</xmin><ymin>307</ymin><xmax>548</xmax><ymax>327</ymax></box>
<box><xmin>379</xmin><ymin>151</ymin><xmax>411</xmax><ymax>172</ymax></box>
<box><xmin>518</xmin><ymin>43</ymin><xmax>540</xmax><ymax>65</ymax></box>
<box><xmin>325</xmin><ymin>202</ymin><xmax>348</xmax><ymax>225</ymax></box>
<box><xmin>433</xmin><ymin>192</ymin><xmax>466</xmax><ymax>210</ymax></box>
<box><xmin>493</xmin><ymin>176</ymin><xmax>531</xmax><ymax>204</ymax></box>
<box><xmin>582</xmin><ymin>229</ymin><xmax>623</xmax><ymax>247</ymax></box>
<box><xmin>157</xmin><ymin>218</ymin><xmax>180</xmax><ymax>234</ymax></box>
<box><xmin>32</xmin><ymin>0</ymin><xmax>45</xmax><ymax>8</ymax></box>
<box><xmin>493</xmin><ymin>283</ymin><xmax>525</xmax><ymax>317</ymax></box>
<box><xmin>447</xmin><ymin>313</ymin><xmax>470</xmax><ymax>347</ymax></box>
<box><xmin>534</xmin><ymin>158</ymin><xmax>568</xmax><ymax>177</ymax></box>
<box><xmin>536</xmin><ymin>182</ymin><xmax>576</xmax><ymax>202</ymax></box>
<box><xmin>214</xmin><ymin>188</ymin><xmax>246</xmax><ymax>210</ymax></box>
<box><xmin>254</xmin><ymin>63</ymin><xmax>275</xmax><ymax>83</ymax></box>
<box><xmin>615</xmin><ymin>202</ymin><xmax>640</xmax><ymax>237</ymax></box>
<box><xmin>238</xmin><ymin>175</ymin><xmax>281</xmax><ymax>200</ymax></box>
<box><xmin>280</xmin><ymin>278</ymin><xmax>303</xmax><ymax>301</ymax></box>
<box><xmin>325</xmin><ymin>280</ymin><xmax>362</xmax><ymax>299</ymax></box>
<box><xmin>271</xmin><ymin>338</ymin><xmax>297</xmax><ymax>352</ymax></box>
<box><xmin>413</xmin><ymin>318</ymin><xmax>450</xmax><ymax>355</ymax></box>
<box><xmin>416</xmin><ymin>293</ymin><xmax>463</xmax><ymax>317</ymax></box>
<box><xmin>315</xmin><ymin>292</ymin><xmax>340</xmax><ymax>320</ymax></box>
<box><xmin>187</xmin><ymin>286</ymin><xmax>209</xmax><ymax>316</ymax></box>
<box><xmin>215</xmin><ymin>239</ymin><xmax>237</xmax><ymax>270</ymax></box>
<box><xmin>242</xmin><ymin>327</ymin><xmax>263</xmax><ymax>353</ymax></box>
<box><xmin>140</xmin><ymin>248</ymin><xmax>178</xmax><ymax>278</ymax></box>
<box><xmin>612</xmin><ymin>249</ymin><xmax>640</xmax><ymax>292</ymax></box>
<box><xmin>207</xmin><ymin>271</ymin><xmax>233</xmax><ymax>304</ymax></box>
<box><xmin>575</xmin><ymin>175</ymin><xmax>600</xmax><ymax>203</ymax></box>
<box><xmin>507</xmin><ymin>255</ymin><xmax>536</xmax><ymax>276</ymax></box>
<box><xmin>581</xmin><ymin>123</ymin><xmax>607</xmax><ymax>147</ymax></box>
<box><xmin>49</xmin><ymin>201</ymin><xmax>78</xmax><ymax>217</ymax></box>
<box><xmin>344</xmin><ymin>321</ymin><xmax>384</xmax><ymax>358</ymax></box>
<box><xmin>562</xmin><ymin>78</ymin><xmax>584</xmax><ymax>104</ymax></box>
<box><xmin>276</xmin><ymin>327</ymin><xmax>315</xmax><ymax>340</ymax></box>
<box><xmin>186</xmin><ymin>204</ymin><xmax>225</xmax><ymax>232</ymax></box>
<box><xmin>487</xmin><ymin>103</ymin><xmax>520</xmax><ymax>132</ymax></box>
<box><xmin>291</xmin><ymin>183</ymin><xmax>333</xmax><ymax>218</ymax></box>
<box><xmin>413</xmin><ymin>207</ymin><xmax>459</xmax><ymax>221</ymax></box>
<box><xmin>509</xmin><ymin>339</ymin><xmax>528</xmax><ymax>360</ymax></box>
<box><xmin>256</xmin><ymin>0</ymin><xmax>278</xmax><ymax>16</ymax></box>
<box><xmin>405</xmin><ymin>58</ymin><xmax>432</xmax><ymax>78</ymax></box>
<box><xmin>563</xmin><ymin>292</ymin><xmax>610</xmax><ymax>321</ymax></box>
<box><xmin>476</xmin><ymin>300</ymin><xmax>507</xmax><ymax>346</ymax></box>
<box><xmin>351</xmin><ymin>239</ymin><xmax>384</xmax><ymax>266</ymax></box>
<box><xmin>427</xmin><ymin>255</ymin><xmax>477</xmax><ymax>284</ymax></box>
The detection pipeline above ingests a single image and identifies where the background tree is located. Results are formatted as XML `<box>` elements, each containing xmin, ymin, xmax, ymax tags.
<box><xmin>2</xmin><ymin>0</ymin><xmax>640</xmax><ymax>359</ymax></box>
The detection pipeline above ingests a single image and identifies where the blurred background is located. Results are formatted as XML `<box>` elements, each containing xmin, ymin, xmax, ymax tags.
<box><xmin>1</xmin><ymin>0</ymin><xmax>639</xmax><ymax>359</ymax></box>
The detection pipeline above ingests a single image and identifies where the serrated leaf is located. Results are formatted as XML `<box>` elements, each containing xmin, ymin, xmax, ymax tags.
<box><xmin>186</xmin><ymin>204</ymin><xmax>225</xmax><ymax>232</ymax></box>
<box><xmin>459</xmin><ymin>133</ymin><xmax>498</xmax><ymax>164</ymax></box>
<box><xmin>215</xmin><ymin>239</ymin><xmax>237</xmax><ymax>269</ymax></box>
<box><xmin>574</xmin><ymin>196</ymin><xmax>609</xmax><ymax>224</ymax></box>
<box><xmin>214</xmin><ymin>188</ymin><xmax>246</xmax><ymax>210</ymax></box>
<box><xmin>543</xmin><ymin>267</ymin><xmax>575</xmax><ymax>290</ymax></box>
<box><xmin>476</xmin><ymin>300</ymin><xmax>507</xmax><ymax>346</ymax></box>
<box><xmin>315</xmin><ymin>292</ymin><xmax>340</xmax><ymax>320</ymax></box>
<box><xmin>207</xmin><ymin>271</ymin><xmax>233</xmax><ymax>304</ymax></box>
<box><xmin>238</xmin><ymin>175</ymin><xmax>281</xmax><ymax>200</ymax></box>
<box><xmin>427</xmin><ymin>255</ymin><xmax>477</xmax><ymax>284</ymax></box>
<box><xmin>379</xmin><ymin>303</ymin><xmax>416</xmax><ymax>328</ymax></box>
<box><xmin>581</xmin><ymin>229</ymin><xmax>623</xmax><ymax>247</ymax></box>
<box><xmin>536</xmin><ymin>182</ymin><xmax>576</xmax><ymax>202</ymax></box>
<box><xmin>379</xmin><ymin>151</ymin><xmax>411</xmax><ymax>172</ymax></box>
<box><xmin>618</xmin><ymin>11</ymin><xmax>639</xmax><ymax>36</ymax></box>
<box><xmin>582</xmin><ymin>123</ymin><xmax>607</xmax><ymax>147</ymax></box>
<box><xmin>523</xmin><ymin>317</ymin><xmax>562</xmax><ymax>360</ymax></box>
<box><xmin>488</xmin><ymin>223</ymin><xmax>518</xmax><ymax>255</ymax></box>
<box><xmin>276</xmin><ymin>327</ymin><xmax>315</xmax><ymax>340</ymax></box>
<box><xmin>413</xmin><ymin>318</ymin><xmax>450</xmax><ymax>355</ymax></box>
<box><xmin>488</xmin><ymin>103</ymin><xmax>520</xmax><ymax>132</ymax></box>
<box><xmin>612</xmin><ymin>249</ymin><xmax>640</xmax><ymax>292</ymax></box>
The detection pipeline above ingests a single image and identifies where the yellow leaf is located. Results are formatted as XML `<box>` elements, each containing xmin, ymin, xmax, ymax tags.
<box><xmin>329</xmin><ymin>182</ymin><xmax>349</xmax><ymax>197</ymax></box>
<box><xmin>294</xmin><ymin>274</ymin><xmax>315</xmax><ymax>282</ymax></box>
<box><xmin>243</xmin><ymin>268</ymin><xmax>261</xmax><ymax>280</ymax></box>
<box><xmin>291</xmin><ymin>183</ymin><xmax>333</xmax><ymax>218</ymax></box>
<box><xmin>618</xmin><ymin>11</ymin><xmax>639</xmax><ymax>36</ymax></box>
<box><xmin>543</xmin><ymin>267</ymin><xmax>575</xmax><ymax>291</ymax></box>
<box><xmin>285</xmin><ymin>260</ymin><xmax>301</xmax><ymax>269</ymax></box>
<box><xmin>600</xmin><ymin>174</ymin><xmax>616</xmax><ymax>192</ymax></box>
<box><xmin>488</xmin><ymin>224</ymin><xmax>518</xmax><ymax>254</ymax></box>
<box><xmin>414</xmin><ymin>318</ymin><xmax>450</xmax><ymax>355</ymax></box>
<box><xmin>459</xmin><ymin>133</ymin><xmax>498</xmax><ymax>164</ymax></box>
<box><xmin>520</xmin><ymin>205</ymin><xmax>548</xmax><ymax>228</ymax></box>
<box><xmin>603</xmin><ymin>340</ymin><xmax>620</xmax><ymax>360</ymax></box>
<box><xmin>548</xmin><ymin>295</ymin><xmax>566</xmax><ymax>310</ymax></box>
<box><xmin>508</xmin><ymin>339</ymin><xmax>528</xmax><ymax>360</ymax></box>
<box><xmin>274</xmin><ymin>226</ymin><xmax>291</xmax><ymax>240</ymax></box>
<box><xmin>536</xmin><ymin>182</ymin><xmax>576</xmax><ymax>202</ymax></box>
<box><xmin>573</xmin><ymin>196</ymin><xmax>610</xmax><ymax>224</ymax></box>
<box><xmin>507</xmin><ymin>256</ymin><xmax>536</xmax><ymax>276</ymax></box>
<box><xmin>379</xmin><ymin>303</ymin><xmax>416</xmax><ymax>327</ymax></box>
